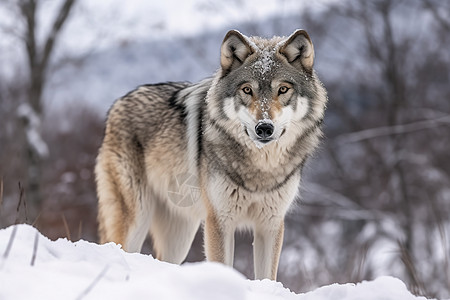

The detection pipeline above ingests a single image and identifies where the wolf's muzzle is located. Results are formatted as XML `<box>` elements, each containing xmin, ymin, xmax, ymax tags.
<box><xmin>255</xmin><ymin>121</ymin><xmax>274</xmax><ymax>142</ymax></box>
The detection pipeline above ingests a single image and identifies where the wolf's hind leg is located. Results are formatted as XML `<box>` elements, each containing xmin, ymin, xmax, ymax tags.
<box><xmin>150</xmin><ymin>200</ymin><xmax>201</xmax><ymax>264</ymax></box>
<box><xmin>98</xmin><ymin>188</ymin><xmax>151</xmax><ymax>253</ymax></box>
<box><xmin>97</xmin><ymin>155</ymin><xmax>151</xmax><ymax>253</ymax></box>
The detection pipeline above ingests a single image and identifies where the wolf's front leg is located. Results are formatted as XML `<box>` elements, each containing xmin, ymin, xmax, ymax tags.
<box><xmin>204</xmin><ymin>211</ymin><xmax>235</xmax><ymax>266</ymax></box>
<box><xmin>253</xmin><ymin>220</ymin><xmax>284</xmax><ymax>280</ymax></box>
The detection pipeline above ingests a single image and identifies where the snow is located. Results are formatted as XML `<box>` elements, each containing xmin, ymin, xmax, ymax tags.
<box><xmin>0</xmin><ymin>224</ymin><xmax>435</xmax><ymax>300</ymax></box>
<box><xmin>252</xmin><ymin>49</ymin><xmax>278</xmax><ymax>77</ymax></box>
<box><xmin>16</xmin><ymin>103</ymin><xmax>49</xmax><ymax>159</ymax></box>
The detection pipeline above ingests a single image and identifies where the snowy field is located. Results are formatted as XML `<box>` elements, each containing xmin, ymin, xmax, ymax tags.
<box><xmin>0</xmin><ymin>224</ymin><xmax>435</xmax><ymax>300</ymax></box>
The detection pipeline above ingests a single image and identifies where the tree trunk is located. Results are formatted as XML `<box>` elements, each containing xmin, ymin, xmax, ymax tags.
<box><xmin>18</xmin><ymin>0</ymin><xmax>77</xmax><ymax>213</ymax></box>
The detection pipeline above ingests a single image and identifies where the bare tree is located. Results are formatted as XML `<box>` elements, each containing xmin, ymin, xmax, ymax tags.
<box><xmin>14</xmin><ymin>0</ymin><xmax>77</xmax><ymax>210</ymax></box>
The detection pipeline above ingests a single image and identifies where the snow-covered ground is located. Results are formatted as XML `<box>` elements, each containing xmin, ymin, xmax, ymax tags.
<box><xmin>0</xmin><ymin>224</ymin><xmax>434</xmax><ymax>300</ymax></box>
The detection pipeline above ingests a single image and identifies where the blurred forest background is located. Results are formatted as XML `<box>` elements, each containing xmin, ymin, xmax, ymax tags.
<box><xmin>0</xmin><ymin>0</ymin><xmax>449</xmax><ymax>298</ymax></box>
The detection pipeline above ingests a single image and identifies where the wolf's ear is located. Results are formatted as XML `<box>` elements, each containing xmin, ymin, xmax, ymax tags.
<box><xmin>279</xmin><ymin>29</ymin><xmax>314</xmax><ymax>73</ymax></box>
<box><xmin>220</xmin><ymin>30</ymin><xmax>253</xmax><ymax>73</ymax></box>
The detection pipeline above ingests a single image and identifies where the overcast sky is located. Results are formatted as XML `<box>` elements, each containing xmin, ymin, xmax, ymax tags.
<box><xmin>45</xmin><ymin>0</ymin><xmax>335</xmax><ymax>52</ymax></box>
<box><xmin>73</xmin><ymin>0</ymin><xmax>334</xmax><ymax>43</ymax></box>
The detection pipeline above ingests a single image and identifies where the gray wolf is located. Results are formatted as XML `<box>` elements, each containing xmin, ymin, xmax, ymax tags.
<box><xmin>96</xmin><ymin>29</ymin><xmax>327</xmax><ymax>280</ymax></box>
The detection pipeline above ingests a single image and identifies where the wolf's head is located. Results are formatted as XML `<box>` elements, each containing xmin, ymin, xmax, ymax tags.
<box><xmin>206</xmin><ymin>30</ymin><xmax>326</xmax><ymax>150</ymax></box>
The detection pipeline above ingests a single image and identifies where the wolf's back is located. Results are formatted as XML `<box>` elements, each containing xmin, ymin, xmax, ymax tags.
<box><xmin>104</xmin><ymin>82</ymin><xmax>190</xmax><ymax>148</ymax></box>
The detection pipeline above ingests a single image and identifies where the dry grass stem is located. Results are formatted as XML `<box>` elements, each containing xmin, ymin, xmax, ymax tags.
<box><xmin>397</xmin><ymin>241</ymin><xmax>428</xmax><ymax>297</ymax></box>
<box><xmin>15</xmin><ymin>182</ymin><xmax>27</xmax><ymax>224</ymax></box>
<box><xmin>31</xmin><ymin>211</ymin><xmax>42</xmax><ymax>227</ymax></box>
<box><xmin>0</xmin><ymin>177</ymin><xmax>3</xmax><ymax>213</ymax></box>
<box><xmin>62</xmin><ymin>214</ymin><xmax>72</xmax><ymax>241</ymax></box>
<box><xmin>78</xmin><ymin>221</ymin><xmax>83</xmax><ymax>241</ymax></box>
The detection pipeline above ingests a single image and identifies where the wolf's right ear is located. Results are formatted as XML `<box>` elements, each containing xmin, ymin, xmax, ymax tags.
<box><xmin>220</xmin><ymin>30</ymin><xmax>253</xmax><ymax>74</ymax></box>
<box><xmin>279</xmin><ymin>30</ymin><xmax>314</xmax><ymax>73</ymax></box>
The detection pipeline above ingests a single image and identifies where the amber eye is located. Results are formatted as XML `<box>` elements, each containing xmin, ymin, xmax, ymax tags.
<box><xmin>242</xmin><ymin>86</ymin><xmax>253</xmax><ymax>95</ymax></box>
<box><xmin>278</xmin><ymin>86</ymin><xmax>289</xmax><ymax>95</ymax></box>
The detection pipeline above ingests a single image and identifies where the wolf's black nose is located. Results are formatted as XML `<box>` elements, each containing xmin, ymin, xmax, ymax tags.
<box><xmin>255</xmin><ymin>122</ymin><xmax>274</xmax><ymax>139</ymax></box>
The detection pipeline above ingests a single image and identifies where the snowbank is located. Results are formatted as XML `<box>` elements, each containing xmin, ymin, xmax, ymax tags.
<box><xmin>0</xmin><ymin>224</ymin><xmax>433</xmax><ymax>300</ymax></box>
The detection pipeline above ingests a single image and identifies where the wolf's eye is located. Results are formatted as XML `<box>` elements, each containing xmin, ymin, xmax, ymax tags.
<box><xmin>242</xmin><ymin>86</ymin><xmax>253</xmax><ymax>95</ymax></box>
<box><xmin>278</xmin><ymin>86</ymin><xmax>289</xmax><ymax>95</ymax></box>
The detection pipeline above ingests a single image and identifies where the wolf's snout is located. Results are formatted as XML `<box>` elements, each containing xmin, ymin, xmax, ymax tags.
<box><xmin>255</xmin><ymin>122</ymin><xmax>274</xmax><ymax>139</ymax></box>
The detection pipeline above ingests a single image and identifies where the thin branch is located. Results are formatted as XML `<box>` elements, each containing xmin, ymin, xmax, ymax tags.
<box><xmin>15</xmin><ymin>182</ymin><xmax>25</xmax><ymax>224</ymax></box>
<box><xmin>19</xmin><ymin>0</ymin><xmax>38</xmax><ymax>73</ymax></box>
<box><xmin>0</xmin><ymin>23</ymin><xmax>24</xmax><ymax>40</ymax></box>
<box><xmin>23</xmin><ymin>184</ymin><xmax>28</xmax><ymax>223</ymax></box>
<box><xmin>329</xmin><ymin>92</ymin><xmax>388</xmax><ymax>172</ymax></box>
<box><xmin>31</xmin><ymin>211</ymin><xmax>42</xmax><ymax>227</ymax></box>
<box><xmin>397</xmin><ymin>240</ymin><xmax>429</xmax><ymax>297</ymax></box>
<box><xmin>333</xmin><ymin>115</ymin><xmax>450</xmax><ymax>145</ymax></box>
<box><xmin>307</xmin><ymin>183</ymin><xmax>361</xmax><ymax>210</ymax></box>
<box><xmin>429</xmin><ymin>194</ymin><xmax>450</xmax><ymax>290</ymax></box>
<box><xmin>423</xmin><ymin>0</ymin><xmax>450</xmax><ymax>31</ymax></box>
<box><xmin>0</xmin><ymin>177</ymin><xmax>3</xmax><ymax>214</ymax></box>
<box><xmin>77</xmin><ymin>220</ymin><xmax>83</xmax><ymax>241</ymax></box>
<box><xmin>40</xmin><ymin>0</ymin><xmax>77</xmax><ymax>72</ymax></box>
<box><xmin>301</xmin><ymin>183</ymin><xmax>391</xmax><ymax>222</ymax></box>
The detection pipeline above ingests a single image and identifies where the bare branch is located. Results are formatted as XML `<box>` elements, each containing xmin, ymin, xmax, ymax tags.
<box><xmin>41</xmin><ymin>0</ymin><xmax>77</xmax><ymax>72</ymax></box>
<box><xmin>304</xmin><ymin>183</ymin><xmax>388</xmax><ymax>221</ymax></box>
<box><xmin>19</xmin><ymin>0</ymin><xmax>38</xmax><ymax>73</ymax></box>
<box><xmin>422</xmin><ymin>0</ymin><xmax>450</xmax><ymax>31</ymax></box>
<box><xmin>334</xmin><ymin>115</ymin><xmax>450</xmax><ymax>145</ymax></box>
<box><xmin>0</xmin><ymin>177</ymin><xmax>3</xmax><ymax>213</ymax></box>
<box><xmin>15</xmin><ymin>182</ymin><xmax>25</xmax><ymax>224</ymax></box>
<box><xmin>397</xmin><ymin>240</ymin><xmax>429</xmax><ymax>297</ymax></box>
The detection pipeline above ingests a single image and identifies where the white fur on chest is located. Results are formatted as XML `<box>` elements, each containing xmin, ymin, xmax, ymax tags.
<box><xmin>205</xmin><ymin>171</ymin><xmax>300</xmax><ymax>227</ymax></box>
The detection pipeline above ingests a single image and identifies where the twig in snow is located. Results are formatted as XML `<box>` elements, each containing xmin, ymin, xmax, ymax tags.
<box><xmin>75</xmin><ymin>265</ymin><xmax>110</xmax><ymax>300</ymax></box>
<box><xmin>31</xmin><ymin>230</ymin><xmax>39</xmax><ymax>266</ymax></box>
<box><xmin>1</xmin><ymin>226</ymin><xmax>18</xmax><ymax>270</ymax></box>
<box><xmin>61</xmin><ymin>213</ymin><xmax>71</xmax><ymax>241</ymax></box>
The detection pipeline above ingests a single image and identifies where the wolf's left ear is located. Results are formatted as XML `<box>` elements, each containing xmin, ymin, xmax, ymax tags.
<box><xmin>279</xmin><ymin>29</ymin><xmax>314</xmax><ymax>73</ymax></box>
<box><xmin>220</xmin><ymin>30</ymin><xmax>253</xmax><ymax>74</ymax></box>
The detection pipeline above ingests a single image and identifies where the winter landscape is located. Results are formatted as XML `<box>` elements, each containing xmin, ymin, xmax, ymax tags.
<box><xmin>1</xmin><ymin>0</ymin><xmax>450</xmax><ymax>299</ymax></box>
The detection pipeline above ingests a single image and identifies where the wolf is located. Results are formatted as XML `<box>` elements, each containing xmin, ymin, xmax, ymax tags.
<box><xmin>96</xmin><ymin>29</ymin><xmax>327</xmax><ymax>280</ymax></box>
